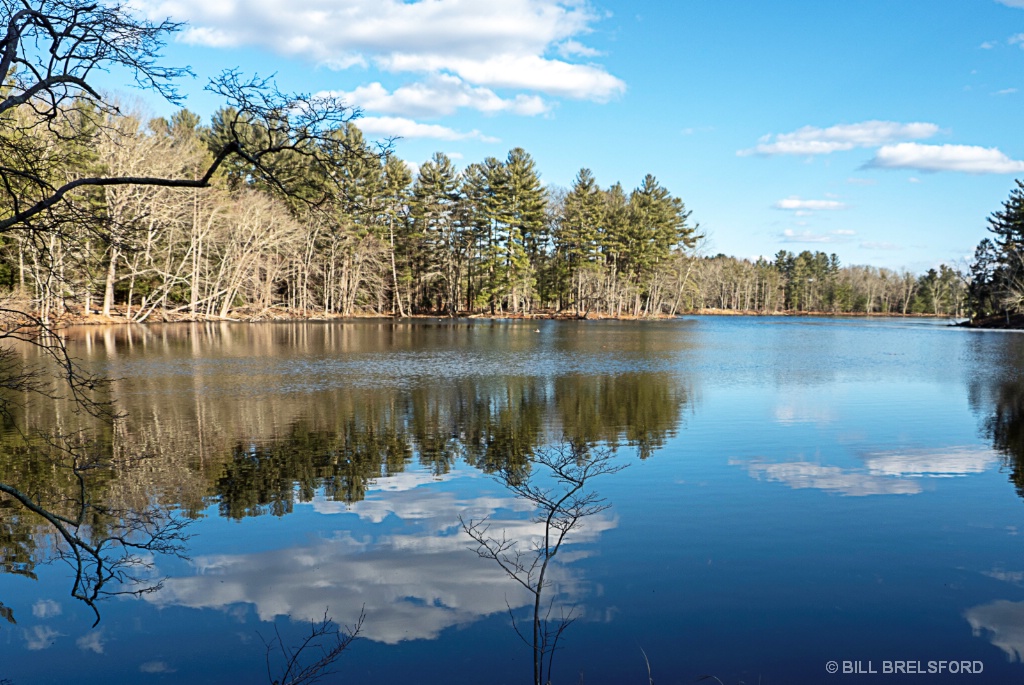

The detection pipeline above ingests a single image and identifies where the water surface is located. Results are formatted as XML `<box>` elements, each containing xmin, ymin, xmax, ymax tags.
<box><xmin>1</xmin><ymin>317</ymin><xmax>1022</xmax><ymax>684</ymax></box>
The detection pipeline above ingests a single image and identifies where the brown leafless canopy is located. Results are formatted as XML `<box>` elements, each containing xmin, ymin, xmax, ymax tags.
<box><xmin>0</xmin><ymin>0</ymin><xmax>362</xmax><ymax>235</ymax></box>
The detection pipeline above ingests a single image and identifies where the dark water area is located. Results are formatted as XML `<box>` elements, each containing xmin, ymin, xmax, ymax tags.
<box><xmin>2</xmin><ymin>316</ymin><xmax>1024</xmax><ymax>684</ymax></box>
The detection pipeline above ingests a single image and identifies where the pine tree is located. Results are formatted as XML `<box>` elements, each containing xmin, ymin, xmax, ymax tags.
<box><xmin>555</xmin><ymin>168</ymin><xmax>604</xmax><ymax>314</ymax></box>
<box><xmin>623</xmin><ymin>175</ymin><xmax>696</xmax><ymax>315</ymax></box>
<box><xmin>988</xmin><ymin>180</ymin><xmax>1024</xmax><ymax>263</ymax></box>
<box><xmin>970</xmin><ymin>238</ymin><xmax>1001</xmax><ymax>317</ymax></box>
<box><xmin>969</xmin><ymin>181</ymin><xmax>1024</xmax><ymax>319</ymax></box>
<box><xmin>460</xmin><ymin>159</ymin><xmax>504</xmax><ymax>313</ymax></box>
<box><xmin>502</xmin><ymin>148</ymin><xmax>546</xmax><ymax>313</ymax></box>
<box><xmin>600</xmin><ymin>182</ymin><xmax>631</xmax><ymax>315</ymax></box>
<box><xmin>411</xmin><ymin>152</ymin><xmax>463</xmax><ymax>314</ymax></box>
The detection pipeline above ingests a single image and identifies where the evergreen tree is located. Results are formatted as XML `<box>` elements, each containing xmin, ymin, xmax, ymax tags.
<box><xmin>968</xmin><ymin>181</ymin><xmax>1024</xmax><ymax>319</ymax></box>
<box><xmin>969</xmin><ymin>238</ymin><xmax>1000</xmax><ymax>317</ymax></box>
<box><xmin>988</xmin><ymin>180</ymin><xmax>1024</xmax><ymax>316</ymax></box>
<box><xmin>460</xmin><ymin>158</ymin><xmax>506</xmax><ymax>313</ymax></box>
<box><xmin>555</xmin><ymin>168</ymin><xmax>604</xmax><ymax>314</ymax></box>
<box><xmin>597</xmin><ymin>182</ymin><xmax>632</xmax><ymax>315</ymax></box>
<box><xmin>988</xmin><ymin>180</ymin><xmax>1024</xmax><ymax>265</ymax></box>
<box><xmin>411</xmin><ymin>152</ymin><xmax>462</xmax><ymax>314</ymax></box>
<box><xmin>502</xmin><ymin>148</ymin><xmax>546</xmax><ymax>313</ymax></box>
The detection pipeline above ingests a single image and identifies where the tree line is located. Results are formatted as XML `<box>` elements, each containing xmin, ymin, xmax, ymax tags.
<box><xmin>1</xmin><ymin>102</ymin><xmax>974</xmax><ymax>321</ymax></box>
<box><xmin>690</xmin><ymin>250</ymin><xmax>966</xmax><ymax>317</ymax></box>
<box><xmin>1</xmin><ymin>102</ymin><xmax>700</xmax><ymax>321</ymax></box>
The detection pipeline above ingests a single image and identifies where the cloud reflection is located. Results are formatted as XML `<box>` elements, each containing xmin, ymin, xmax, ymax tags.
<box><xmin>76</xmin><ymin>629</ymin><xmax>106</xmax><ymax>654</ymax></box>
<box><xmin>734</xmin><ymin>446</ymin><xmax>997</xmax><ymax>496</ymax></box>
<box><xmin>983</xmin><ymin>569</ymin><xmax>1024</xmax><ymax>585</ymax></box>
<box><xmin>735</xmin><ymin>460</ymin><xmax>921</xmax><ymax>496</ymax></box>
<box><xmin>25</xmin><ymin>625</ymin><xmax>62</xmax><ymax>650</ymax></box>
<box><xmin>31</xmin><ymin>599</ymin><xmax>62</xmax><ymax>619</ymax></box>
<box><xmin>965</xmin><ymin>600</ymin><xmax>1024</xmax><ymax>662</ymax></box>
<box><xmin>148</xmin><ymin>485</ymin><xmax>615</xmax><ymax>644</ymax></box>
<box><xmin>864</xmin><ymin>447</ymin><xmax>997</xmax><ymax>477</ymax></box>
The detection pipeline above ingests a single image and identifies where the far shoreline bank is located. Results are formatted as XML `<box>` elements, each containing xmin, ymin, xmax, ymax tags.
<box><xmin>955</xmin><ymin>312</ymin><xmax>1024</xmax><ymax>330</ymax></box>
<box><xmin>40</xmin><ymin>305</ymin><xmax>965</xmax><ymax>328</ymax></box>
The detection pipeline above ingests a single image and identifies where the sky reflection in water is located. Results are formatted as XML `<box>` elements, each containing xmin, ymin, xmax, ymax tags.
<box><xmin>2</xmin><ymin>317</ymin><xmax>1024</xmax><ymax>684</ymax></box>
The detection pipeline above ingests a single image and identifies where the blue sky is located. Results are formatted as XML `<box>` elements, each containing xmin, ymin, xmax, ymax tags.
<box><xmin>120</xmin><ymin>0</ymin><xmax>1024</xmax><ymax>272</ymax></box>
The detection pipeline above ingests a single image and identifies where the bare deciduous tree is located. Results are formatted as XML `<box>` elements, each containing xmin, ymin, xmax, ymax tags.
<box><xmin>0</xmin><ymin>0</ymin><xmax>375</xmax><ymax>398</ymax></box>
<box><xmin>461</xmin><ymin>442</ymin><xmax>624</xmax><ymax>685</ymax></box>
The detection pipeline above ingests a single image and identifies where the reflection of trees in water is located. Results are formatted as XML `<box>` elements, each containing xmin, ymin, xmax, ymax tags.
<box><xmin>2</xmin><ymin>368</ymin><xmax>689</xmax><ymax>534</ymax></box>
<box><xmin>555</xmin><ymin>373</ymin><xmax>684</xmax><ymax>459</ymax></box>
<box><xmin>1</xmin><ymin>321</ymin><xmax>693</xmax><ymax>580</ymax></box>
<box><xmin>217</xmin><ymin>421</ymin><xmax>411</xmax><ymax>519</ymax></box>
<box><xmin>978</xmin><ymin>379</ymin><xmax>1024</xmax><ymax>498</ymax></box>
<box><xmin>0</xmin><ymin>430</ymin><xmax>191</xmax><ymax>624</ymax></box>
<box><xmin>965</xmin><ymin>334</ymin><xmax>1024</xmax><ymax>499</ymax></box>
<box><xmin>0</xmin><ymin>498</ymin><xmax>38</xmax><ymax>580</ymax></box>
<box><xmin>211</xmin><ymin>369</ymin><xmax>687</xmax><ymax>519</ymax></box>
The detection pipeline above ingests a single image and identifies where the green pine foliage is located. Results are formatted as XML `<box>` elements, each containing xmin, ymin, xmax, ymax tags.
<box><xmin>969</xmin><ymin>180</ymin><xmax>1024</xmax><ymax>319</ymax></box>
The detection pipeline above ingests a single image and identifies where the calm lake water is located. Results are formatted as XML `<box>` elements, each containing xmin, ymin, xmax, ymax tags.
<box><xmin>2</xmin><ymin>317</ymin><xmax>1024</xmax><ymax>684</ymax></box>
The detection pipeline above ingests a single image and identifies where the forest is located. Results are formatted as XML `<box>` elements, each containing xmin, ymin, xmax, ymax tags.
<box><xmin>2</xmin><ymin>104</ymin><xmax>970</xmax><ymax>323</ymax></box>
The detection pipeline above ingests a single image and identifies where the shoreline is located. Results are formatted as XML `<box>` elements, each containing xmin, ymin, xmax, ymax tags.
<box><xmin>955</xmin><ymin>312</ymin><xmax>1024</xmax><ymax>330</ymax></box>
<box><xmin>39</xmin><ymin>305</ymin><xmax>960</xmax><ymax>327</ymax></box>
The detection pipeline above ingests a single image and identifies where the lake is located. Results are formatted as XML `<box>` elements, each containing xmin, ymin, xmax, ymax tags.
<box><xmin>1</xmin><ymin>316</ymin><xmax>1023</xmax><ymax>684</ymax></box>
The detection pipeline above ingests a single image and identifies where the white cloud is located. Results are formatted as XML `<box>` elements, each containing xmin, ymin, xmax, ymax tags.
<box><xmin>357</xmin><ymin>116</ymin><xmax>499</xmax><ymax>142</ymax></box>
<box><xmin>782</xmin><ymin>230</ymin><xmax>833</xmax><ymax>243</ymax></box>
<box><xmin>981</xmin><ymin>40</ymin><xmax>997</xmax><ymax>49</ymax></box>
<box><xmin>774</xmin><ymin>197</ymin><xmax>847</xmax><ymax>211</ymax></box>
<box><xmin>998</xmin><ymin>1</ymin><xmax>1024</xmax><ymax>7</ymax></box>
<box><xmin>867</xmin><ymin>143</ymin><xmax>1024</xmax><ymax>174</ymax></box>
<box><xmin>132</xmin><ymin>0</ymin><xmax>624</xmax><ymax>101</ymax></box>
<box><xmin>739</xmin><ymin>120</ymin><xmax>939</xmax><ymax>156</ymax></box>
<box><xmin>995</xmin><ymin>88</ymin><xmax>1018</xmax><ymax>95</ymax></box>
<box><xmin>860</xmin><ymin>241</ymin><xmax>902</xmax><ymax>250</ymax></box>
<box><xmin>328</xmin><ymin>75</ymin><xmax>549</xmax><ymax>118</ymax></box>
<box><xmin>557</xmin><ymin>39</ymin><xmax>603</xmax><ymax>58</ymax></box>
<box><xmin>378</xmin><ymin>53</ymin><xmax>623</xmax><ymax>101</ymax></box>
<box><xmin>1011</xmin><ymin>33</ymin><xmax>1024</xmax><ymax>44</ymax></box>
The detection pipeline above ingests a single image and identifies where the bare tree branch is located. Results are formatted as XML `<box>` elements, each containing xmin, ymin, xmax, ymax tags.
<box><xmin>261</xmin><ymin>607</ymin><xmax>364</xmax><ymax>685</ymax></box>
<box><xmin>0</xmin><ymin>430</ymin><xmax>192</xmax><ymax>626</ymax></box>
<box><xmin>461</xmin><ymin>441</ymin><xmax>624</xmax><ymax>685</ymax></box>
